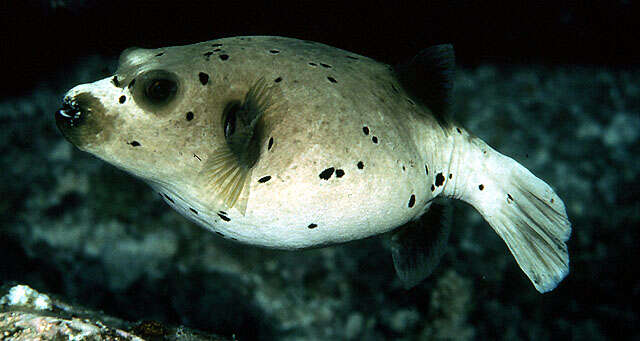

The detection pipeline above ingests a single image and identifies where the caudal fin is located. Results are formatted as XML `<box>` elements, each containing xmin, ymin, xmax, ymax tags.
<box><xmin>451</xmin><ymin>142</ymin><xmax>571</xmax><ymax>293</ymax></box>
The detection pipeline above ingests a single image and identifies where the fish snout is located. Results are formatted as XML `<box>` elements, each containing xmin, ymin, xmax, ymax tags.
<box><xmin>55</xmin><ymin>97</ymin><xmax>84</xmax><ymax>130</ymax></box>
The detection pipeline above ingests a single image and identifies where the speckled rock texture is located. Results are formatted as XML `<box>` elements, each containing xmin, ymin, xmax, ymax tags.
<box><xmin>1</xmin><ymin>57</ymin><xmax>637</xmax><ymax>340</ymax></box>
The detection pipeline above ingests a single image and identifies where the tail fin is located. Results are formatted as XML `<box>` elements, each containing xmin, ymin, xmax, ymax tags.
<box><xmin>448</xmin><ymin>140</ymin><xmax>571</xmax><ymax>293</ymax></box>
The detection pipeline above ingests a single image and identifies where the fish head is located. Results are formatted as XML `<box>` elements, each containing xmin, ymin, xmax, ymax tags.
<box><xmin>55</xmin><ymin>46</ymin><xmax>234</xmax><ymax>186</ymax></box>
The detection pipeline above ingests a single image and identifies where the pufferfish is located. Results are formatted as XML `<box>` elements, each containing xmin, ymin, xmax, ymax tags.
<box><xmin>55</xmin><ymin>36</ymin><xmax>571</xmax><ymax>293</ymax></box>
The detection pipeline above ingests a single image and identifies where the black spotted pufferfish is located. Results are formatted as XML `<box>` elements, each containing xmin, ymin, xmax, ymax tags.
<box><xmin>55</xmin><ymin>36</ymin><xmax>571</xmax><ymax>293</ymax></box>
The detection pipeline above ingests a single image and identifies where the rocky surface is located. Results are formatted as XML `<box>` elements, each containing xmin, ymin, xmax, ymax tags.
<box><xmin>1</xmin><ymin>57</ymin><xmax>638</xmax><ymax>340</ymax></box>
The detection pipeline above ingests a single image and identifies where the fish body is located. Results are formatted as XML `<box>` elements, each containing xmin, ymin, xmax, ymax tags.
<box><xmin>56</xmin><ymin>36</ymin><xmax>571</xmax><ymax>293</ymax></box>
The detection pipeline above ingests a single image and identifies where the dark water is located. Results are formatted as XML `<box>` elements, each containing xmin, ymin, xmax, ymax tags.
<box><xmin>1</xmin><ymin>2</ymin><xmax>638</xmax><ymax>340</ymax></box>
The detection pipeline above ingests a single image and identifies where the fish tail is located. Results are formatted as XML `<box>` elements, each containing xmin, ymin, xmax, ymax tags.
<box><xmin>444</xmin><ymin>136</ymin><xmax>571</xmax><ymax>293</ymax></box>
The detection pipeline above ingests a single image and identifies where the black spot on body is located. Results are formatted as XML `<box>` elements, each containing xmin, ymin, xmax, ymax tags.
<box><xmin>155</xmin><ymin>52</ymin><xmax>164</xmax><ymax>57</ymax></box>
<box><xmin>129</xmin><ymin>141</ymin><xmax>141</xmax><ymax>147</ymax></box>
<box><xmin>203</xmin><ymin>51</ymin><xmax>213</xmax><ymax>59</ymax></box>
<box><xmin>319</xmin><ymin>167</ymin><xmax>335</xmax><ymax>180</ymax></box>
<box><xmin>346</xmin><ymin>56</ymin><xmax>358</xmax><ymax>60</ymax></box>
<box><xmin>219</xmin><ymin>54</ymin><xmax>229</xmax><ymax>61</ymax></box>
<box><xmin>408</xmin><ymin>194</ymin><xmax>416</xmax><ymax>208</ymax></box>
<box><xmin>218</xmin><ymin>212</ymin><xmax>230</xmax><ymax>222</ymax></box>
<box><xmin>407</xmin><ymin>98</ymin><xmax>415</xmax><ymax>106</ymax></box>
<box><xmin>320</xmin><ymin>63</ymin><xmax>332</xmax><ymax>68</ymax></box>
<box><xmin>274</xmin><ymin>77</ymin><xmax>282</xmax><ymax>83</ymax></box>
<box><xmin>213</xmin><ymin>48</ymin><xmax>222</xmax><ymax>52</ymax></box>
<box><xmin>186</xmin><ymin>111</ymin><xmax>194</xmax><ymax>121</ymax></box>
<box><xmin>163</xmin><ymin>194</ymin><xmax>174</xmax><ymax>204</ymax></box>
<box><xmin>194</xmin><ymin>153</ymin><xmax>202</xmax><ymax>161</ymax></box>
<box><xmin>269</xmin><ymin>49</ymin><xmax>280</xmax><ymax>54</ymax></box>
<box><xmin>211</xmin><ymin>43</ymin><xmax>222</xmax><ymax>47</ymax></box>
<box><xmin>391</xmin><ymin>84</ymin><xmax>399</xmax><ymax>93</ymax></box>
<box><xmin>449</xmin><ymin>173</ymin><xmax>452</xmax><ymax>179</ymax></box>
<box><xmin>119</xmin><ymin>95</ymin><xmax>126</xmax><ymax>104</ymax></box>
<box><xmin>425</xmin><ymin>164</ymin><xmax>429</xmax><ymax>175</ymax></box>
<box><xmin>335</xmin><ymin>169</ymin><xmax>345</xmax><ymax>178</ymax></box>
<box><xmin>357</xmin><ymin>161</ymin><xmax>364</xmax><ymax>169</ymax></box>
<box><xmin>258</xmin><ymin>176</ymin><xmax>272</xmax><ymax>183</ymax></box>
<box><xmin>327</xmin><ymin>76</ymin><xmax>337</xmax><ymax>83</ymax></box>
<box><xmin>362</xmin><ymin>126</ymin><xmax>369</xmax><ymax>135</ymax></box>
<box><xmin>435</xmin><ymin>173</ymin><xmax>445</xmax><ymax>186</ymax></box>
<box><xmin>128</xmin><ymin>79</ymin><xmax>136</xmax><ymax>90</ymax></box>
<box><xmin>189</xmin><ymin>208</ymin><xmax>198</xmax><ymax>215</ymax></box>
<box><xmin>431</xmin><ymin>185</ymin><xmax>435</xmax><ymax>191</ymax></box>
<box><xmin>507</xmin><ymin>193</ymin><xmax>514</xmax><ymax>202</ymax></box>
<box><xmin>199</xmin><ymin>72</ymin><xmax>209</xmax><ymax>85</ymax></box>
<box><xmin>309</xmin><ymin>62</ymin><xmax>317</xmax><ymax>66</ymax></box>
<box><xmin>479</xmin><ymin>184</ymin><xmax>484</xmax><ymax>190</ymax></box>
<box><xmin>308</xmin><ymin>223</ymin><xmax>317</xmax><ymax>229</ymax></box>
<box><xmin>268</xmin><ymin>137</ymin><xmax>274</xmax><ymax>150</ymax></box>
<box><xmin>112</xmin><ymin>76</ymin><xmax>120</xmax><ymax>87</ymax></box>
<box><xmin>456</xmin><ymin>128</ymin><xmax>462</xmax><ymax>134</ymax></box>
<box><xmin>372</xmin><ymin>136</ymin><xmax>378</xmax><ymax>144</ymax></box>
<box><xmin>216</xmin><ymin>231</ymin><xmax>225</xmax><ymax>237</ymax></box>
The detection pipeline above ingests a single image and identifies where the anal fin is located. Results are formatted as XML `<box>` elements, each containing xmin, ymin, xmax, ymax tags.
<box><xmin>390</xmin><ymin>204</ymin><xmax>451</xmax><ymax>289</ymax></box>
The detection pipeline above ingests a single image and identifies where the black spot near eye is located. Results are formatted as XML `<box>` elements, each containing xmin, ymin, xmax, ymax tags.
<box><xmin>199</xmin><ymin>72</ymin><xmax>209</xmax><ymax>85</ymax></box>
<box><xmin>129</xmin><ymin>141</ymin><xmax>141</xmax><ymax>147</ymax></box>
<box><xmin>218</xmin><ymin>212</ymin><xmax>230</xmax><ymax>222</ymax></box>
<box><xmin>269</xmin><ymin>49</ymin><xmax>280</xmax><ymax>54</ymax></box>
<box><xmin>258</xmin><ymin>176</ymin><xmax>271</xmax><ymax>183</ymax></box>
<box><xmin>190</xmin><ymin>207</ymin><xmax>198</xmax><ymax>215</ymax></box>
<box><xmin>372</xmin><ymin>136</ymin><xmax>378</xmax><ymax>144</ymax></box>
<box><xmin>431</xmin><ymin>185</ymin><xmax>435</xmax><ymax>191</ymax></box>
<box><xmin>308</xmin><ymin>223</ymin><xmax>318</xmax><ymax>229</ymax></box>
<box><xmin>274</xmin><ymin>77</ymin><xmax>282</xmax><ymax>83</ymax></box>
<box><xmin>186</xmin><ymin>111</ymin><xmax>194</xmax><ymax>121</ymax></box>
<box><xmin>219</xmin><ymin>54</ymin><xmax>229</xmax><ymax>61</ymax></box>
<box><xmin>112</xmin><ymin>76</ymin><xmax>120</xmax><ymax>87</ymax></box>
<box><xmin>362</xmin><ymin>126</ymin><xmax>369</xmax><ymax>135</ymax></box>
<box><xmin>408</xmin><ymin>194</ymin><xmax>416</xmax><ymax>208</ymax></box>
<box><xmin>435</xmin><ymin>173</ymin><xmax>445</xmax><ymax>186</ymax></box>
<box><xmin>357</xmin><ymin>161</ymin><xmax>364</xmax><ymax>169</ymax></box>
<box><xmin>268</xmin><ymin>137</ymin><xmax>274</xmax><ymax>150</ymax></box>
<box><xmin>319</xmin><ymin>167</ymin><xmax>334</xmax><ymax>180</ymax></box>
<box><xmin>320</xmin><ymin>63</ymin><xmax>332</xmax><ymax>68</ymax></box>
<box><xmin>479</xmin><ymin>184</ymin><xmax>484</xmax><ymax>190</ymax></box>
<box><xmin>309</xmin><ymin>62</ymin><xmax>317</xmax><ymax>66</ymax></box>
<box><xmin>155</xmin><ymin>52</ymin><xmax>164</xmax><ymax>57</ymax></box>
<box><xmin>335</xmin><ymin>169</ymin><xmax>345</xmax><ymax>178</ymax></box>
<box><xmin>119</xmin><ymin>95</ymin><xmax>126</xmax><ymax>104</ymax></box>
<box><xmin>449</xmin><ymin>173</ymin><xmax>452</xmax><ymax>179</ymax></box>
<box><xmin>327</xmin><ymin>76</ymin><xmax>337</xmax><ymax>83</ymax></box>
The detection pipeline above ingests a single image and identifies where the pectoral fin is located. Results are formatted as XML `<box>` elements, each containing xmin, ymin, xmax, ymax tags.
<box><xmin>390</xmin><ymin>204</ymin><xmax>451</xmax><ymax>289</ymax></box>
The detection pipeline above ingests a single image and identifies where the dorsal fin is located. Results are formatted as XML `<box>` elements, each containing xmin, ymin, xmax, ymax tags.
<box><xmin>395</xmin><ymin>44</ymin><xmax>455</xmax><ymax>126</ymax></box>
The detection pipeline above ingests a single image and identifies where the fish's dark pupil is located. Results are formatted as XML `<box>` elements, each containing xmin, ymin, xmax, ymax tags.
<box><xmin>224</xmin><ymin>104</ymin><xmax>238</xmax><ymax>139</ymax></box>
<box><xmin>146</xmin><ymin>79</ymin><xmax>176</xmax><ymax>102</ymax></box>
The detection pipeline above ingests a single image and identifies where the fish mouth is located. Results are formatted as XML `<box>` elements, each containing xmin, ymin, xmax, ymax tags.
<box><xmin>55</xmin><ymin>97</ymin><xmax>85</xmax><ymax>132</ymax></box>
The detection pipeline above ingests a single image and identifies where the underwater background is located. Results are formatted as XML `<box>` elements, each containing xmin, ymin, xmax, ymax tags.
<box><xmin>1</xmin><ymin>1</ymin><xmax>638</xmax><ymax>340</ymax></box>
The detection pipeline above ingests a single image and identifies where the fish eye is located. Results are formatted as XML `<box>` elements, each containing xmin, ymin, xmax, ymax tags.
<box><xmin>132</xmin><ymin>69</ymin><xmax>181</xmax><ymax>111</ymax></box>
<box><xmin>145</xmin><ymin>79</ymin><xmax>177</xmax><ymax>103</ymax></box>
